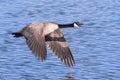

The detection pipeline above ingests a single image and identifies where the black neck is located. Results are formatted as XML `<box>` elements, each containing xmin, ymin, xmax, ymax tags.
<box><xmin>58</xmin><ymin>23</ymin><xmax>74</xmax><ymax>28</ymax></box>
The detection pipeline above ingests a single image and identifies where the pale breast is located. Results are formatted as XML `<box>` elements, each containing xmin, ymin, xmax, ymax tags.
<box><xmin>43</xmin><ymin>22</ymin><xmax>59</xmax><ymax>35</ymax></box>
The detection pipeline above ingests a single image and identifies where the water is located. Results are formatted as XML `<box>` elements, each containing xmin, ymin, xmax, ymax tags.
<box><xmin>0</xmin><ymin>0</ymin><xmax>120</xmax><ymax>80</ymax></box>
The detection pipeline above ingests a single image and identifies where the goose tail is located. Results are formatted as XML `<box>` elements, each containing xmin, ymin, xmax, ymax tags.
<box><xmin>12</xmin><ymin>32</ymin><xmax>23</xmax><ymax>38</ymax></box>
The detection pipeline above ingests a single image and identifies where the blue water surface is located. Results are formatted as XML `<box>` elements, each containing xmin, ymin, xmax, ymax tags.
<box><xmin>0</xmin><ymin>0</ymin><xmax>120</xmax><ymax>80</ymax></box>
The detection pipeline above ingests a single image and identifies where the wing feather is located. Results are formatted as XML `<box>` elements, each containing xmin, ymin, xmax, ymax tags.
<box><xmin>21</xmin><ymin>25</ymin><xmax>47</xmax><ymax>61</ymax></box>
<box><xmin>45</xmin><ymin>29</ymin><xmax>75</xmax><ymax>66</ymax></box>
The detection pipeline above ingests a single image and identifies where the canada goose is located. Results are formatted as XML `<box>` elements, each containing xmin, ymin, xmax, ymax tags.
<box><xmin>12</xmin><ymin>22</ymin><xmax>83</xmax><ymax>67</ymax></box>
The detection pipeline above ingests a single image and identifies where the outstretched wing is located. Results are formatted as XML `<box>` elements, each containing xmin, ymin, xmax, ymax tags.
<box><xmin>21</xmin><ymin>25</ymin><xmax>47</xmax><ymax>61</ymax></box>
<box><xmin>45</xmin><ymin>29</ymin><xmax>75</xmax><ymax>66</ymax></box>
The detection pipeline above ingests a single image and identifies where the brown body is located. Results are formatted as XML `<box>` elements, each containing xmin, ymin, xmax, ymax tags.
<box><xmin>12</xmin><ymin>22</ymin><xmax>82</xmax><ymax>67</ymax></box>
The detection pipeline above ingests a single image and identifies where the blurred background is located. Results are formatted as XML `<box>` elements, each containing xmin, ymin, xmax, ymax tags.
<box><xmin>0</xmin><ymin>0</ymin><xmax>120</xmax><ymax>80</ymax></box>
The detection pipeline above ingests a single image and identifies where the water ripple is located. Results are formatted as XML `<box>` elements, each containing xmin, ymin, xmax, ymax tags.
<box><xmin>0</xmin><ymin>0</ymin><xmax>120</xmax><ymax>80</ymax></box>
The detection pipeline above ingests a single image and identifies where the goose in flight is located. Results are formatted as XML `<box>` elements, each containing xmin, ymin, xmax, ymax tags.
<box><xmin>12</xmin><ymin>22</ymin><xmax>83</xmax><ymax>67</ymax></box>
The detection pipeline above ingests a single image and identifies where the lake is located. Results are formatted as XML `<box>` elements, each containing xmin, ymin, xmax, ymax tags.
<box><xmin>0</xmin><ymin>0</ymin><xmax>120</xmax><ymax>80</ymax></box>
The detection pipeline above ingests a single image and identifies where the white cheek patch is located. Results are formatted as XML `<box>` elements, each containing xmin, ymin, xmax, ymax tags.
<box><xmin>74</xmin><ymin>23</ymin><xmax>79</xmax><ymax>27</ymax></box>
